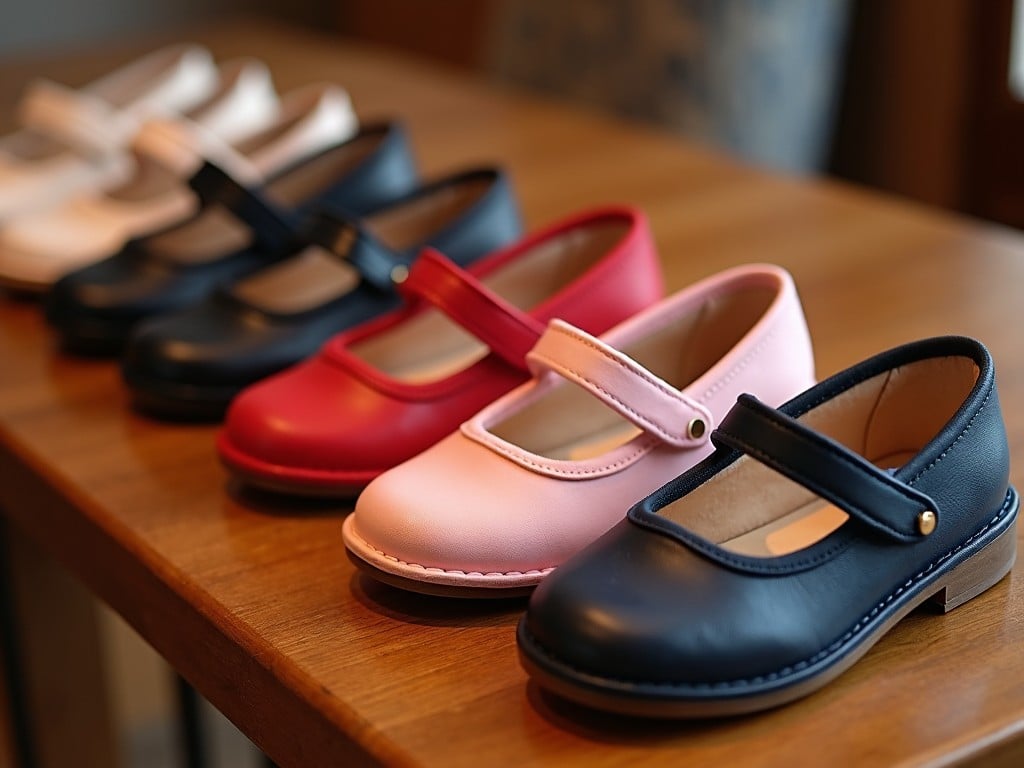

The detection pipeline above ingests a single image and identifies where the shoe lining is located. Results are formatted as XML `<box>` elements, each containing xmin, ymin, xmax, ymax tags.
<box><xmin>231</xmin><ymin>177</ymin><xmax>492</xmax><ymax>313</ymax></box>
<box><xmin>659</xmin><ymin>356</ymin><xmax>981</xmax><ymax>556</ymax></box>
<box><xmin>348</xmin><ymin>220</ymin><xmax>630</xmax><ymax>384</ymax></box>
<box><xmin>261</xmin><ymin>130</ymin><xmax>380</xmax><ymax>210</ymax></box>
<box><xmin>485</xmin><ymin>282</ymin><xmax>777</xmax><ymax>461</ymax></box>
<box><xmin>720</xmin><ymin>450</ymin><xmax>916</xmax><ymax>557</ymax></box>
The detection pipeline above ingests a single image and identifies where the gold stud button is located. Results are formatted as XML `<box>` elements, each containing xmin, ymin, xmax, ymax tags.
<box><xmin>390</xmin><ymin>265</ymin><xmax>409</xmax><ymax>284</ymax></box>
<box><xmin>687</xmin><ymin>418</ymin><xmax>707</xmax><ymax>440</ymax></box>
<box><xmin>918</xmin><ymin>510</ymin><xmax>937</xmax><ymax>535</ymax></box>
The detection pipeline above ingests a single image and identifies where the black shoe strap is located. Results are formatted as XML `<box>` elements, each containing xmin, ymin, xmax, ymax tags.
<box><xmin>303</xmin><ymin>210</ymin><xmax>407</xmax><ymax>293</ymax></box>
<box><xmin>187</xmin><ymin>162</ymin><xmax>296</xmax><ymax>251</ymax></box>
<box><xmin>712</xmin><ymin>394</ymin><xmax>939</xmax><ymax>543</ymax></box>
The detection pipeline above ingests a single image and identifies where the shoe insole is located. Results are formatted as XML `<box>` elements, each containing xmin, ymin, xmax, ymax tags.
<box><xmin>146</xmin><ymin>207</ymin><xmax>252</xmax><ymax>264</ymax></box>
<box><xmin>484</xmin><ymin>283</ymin><xmax>776</xmax><ymax>462</ymax></box>
<box><xmin>104</xmin><ymin>154</ymin><xmax>182</xmax><ymax>202</ymax></box>
<box><xmin>721</xmin><ymin>452</ymin><xmax>916</xmax><ymax>557</ymax></box>
<box><xmin>722</xmin><ymin>499</ymin><xmax>849</xmax><ymax>557</ymax></box>
<box><xmin>142</xmin><ymin>133</ymin><xmax>384</xmax><ymax>266</ymax></box>
<box><xmin>231</xmin><ymin>179</ymin><xmax>492</xmax><ymax>314</ymax></box>
<box><xmin>232</xmin><ymin>244</ymin><xmax>360</xmax><ymax>313</ymax></box>
<box><xmin>349</xmin><ymin>220</ymin><xmax>631</xmax><ymax>383</ymax></box>
<box><xmin>559</xmin><ymin>422</ymin><xmax>643</xmax><ymax>462</ymax></box>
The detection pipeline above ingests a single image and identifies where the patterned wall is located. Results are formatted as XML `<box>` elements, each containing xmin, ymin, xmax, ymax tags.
<box><xmin>489</xmin><ymin>0</ymin><xmax>851</xmax><ymax>173</ymax></box>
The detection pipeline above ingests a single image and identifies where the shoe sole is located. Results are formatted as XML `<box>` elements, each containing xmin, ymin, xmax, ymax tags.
<box><xmin>0</xmin><ymin>274</ymin><xmax>48</xmax><ymax>297</ymax></box>
<box><xmin>343</xmin><ymin>515</ymin><xmax>548</xmax><ymax>597</ymax></box>
<box><xmin>217</xmin><ymin>434</ymin><xmax>380</xmax><ymax>497</ymax></box>
<box><xmin>49</xmin><ymin>313</ymin><xmax>133</xmax><ymax>357</ymax></box>
<box><xmin>517</xmin><ymin>488</ymin><xmax>1019</xmax><ymax>718</ymax></box>
<box><xmin>345</xmin><ymin>548</ymin><xmax>537</xmax><ymax>598</ymax></box>
<box><xmin>124</xmin><ymin>371</ymin><xmax>241</xmax><ymax>421</ymax></box>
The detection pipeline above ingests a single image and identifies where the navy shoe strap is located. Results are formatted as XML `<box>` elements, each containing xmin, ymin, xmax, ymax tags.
<box><xmin>187</xmin><ymin>162</ymin><xmax>296</xmax><ymax>251</ymax></box>
<box><xmin>712</xmin><ymin>394</ymin><xmax>940</xmax><ymax>543</ymax></box>
<box><xmin>303</xmin><ymin>210</ymin><xmax>407</xmax><ymax>293</ymax></box>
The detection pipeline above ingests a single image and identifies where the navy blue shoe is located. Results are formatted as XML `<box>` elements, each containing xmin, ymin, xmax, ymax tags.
<box><xmin>46</xmin><ymin>122</ymin><xmax>418</xmax><ymax>354</ymax></box>
<box><xmin>518</xmin><ymin>336</ymin><xmax>1017</xmax><ymax>717</ymax></box>
<box><xmin>122</xmin><ymin>167</ymin><xmax>522</xmax><ymax>419</ymax></box>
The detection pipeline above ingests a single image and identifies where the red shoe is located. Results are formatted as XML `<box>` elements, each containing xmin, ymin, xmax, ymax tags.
<box><xmin>217</xmin><ymin>207</ymin><xmax>665</xmax><ymax>495</ymax></box>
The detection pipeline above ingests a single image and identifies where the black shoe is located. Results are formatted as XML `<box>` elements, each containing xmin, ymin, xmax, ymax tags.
<box><xmin>122</xmin><ymin>167</ymin><xmax>522</xmax><ymax>419</ymax></box>
<box><xmin>519</xmin><ymin>336</ymin><xmax>1018</xmax><ymax>717</ymax></box>
<box><xmin>46</xmin><ymin>122</ymin><xmax>419</xmax><ymax>355</ymax></box>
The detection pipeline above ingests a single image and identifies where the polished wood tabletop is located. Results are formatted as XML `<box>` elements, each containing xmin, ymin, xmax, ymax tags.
<box><xmin>1</xmin><ymin>20</ymin><xmax>1023</xmax><ymax>768</ymax></box>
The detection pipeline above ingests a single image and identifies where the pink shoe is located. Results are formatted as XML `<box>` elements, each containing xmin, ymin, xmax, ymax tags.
<box><xmin>343</xmin><ymin>264</ymin><xmax>816</xmax><ymax>596</ymax></box>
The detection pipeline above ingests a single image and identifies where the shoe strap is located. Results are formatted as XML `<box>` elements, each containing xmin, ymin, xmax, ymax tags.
<box><xmin>132</xmin><ymin>117</ymin><xmax>261</xmax><ymax>183</ymax></box>
<box><xmin>304</xmin><ymin>210</ymin><xmax>406</xmax><ymax>293</ymax></box>
<box><xmin>713</xmin><ymin>394</ymin><xmax>940</xmax><ymax>542</ymax></box>
<box><xmin>187</xmin><ymin>162</ymin><xmax>295</xmax><ymax>251</ymax></box>
<box><xmin>526</xmin><ymin>320</ymin><xmax>713</xmax><ymax>449</ymax></box>
<box><xmin>397</xmin><ymin>248</ymin><xmax>545</xmax><ymax>371</ymax></box>
<box><xmin>18</xmin><ymin>79</ymin><xmax>135</xmax><ymax>156</ymax></box>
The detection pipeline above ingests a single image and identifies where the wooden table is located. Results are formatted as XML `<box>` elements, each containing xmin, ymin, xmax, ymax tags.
<box><xmin>1</xmin><ymin>19</ymin><xmax>1023</xmax><ymax>768</ymax></box>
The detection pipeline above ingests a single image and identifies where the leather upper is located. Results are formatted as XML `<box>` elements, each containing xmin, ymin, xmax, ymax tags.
<box><xmin>218</xmin><ymin>206</ymin><xmax>666</xmax><ymax>487</ymax></box>
<box><xmin>521</xmin><ymin>336</ymin><xmax>1014</xmax><ymax>699</ymax></box>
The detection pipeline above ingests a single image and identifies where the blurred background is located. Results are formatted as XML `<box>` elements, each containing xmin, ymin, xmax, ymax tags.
<box><xmin>1</xmin><ymin>0</ymin><xmax>1022</xmax><ymax>766</ymax></box>
<box><xmin>2</xmin><ymin>0</ymin><xmax>1023</xmax><ymax>227</ymax></box>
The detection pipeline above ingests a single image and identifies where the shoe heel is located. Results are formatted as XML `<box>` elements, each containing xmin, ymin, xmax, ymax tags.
<box><xmin>929</xmin><ymin>518</ymin><xmax>1017</xmax><ymax>614</ymax></box>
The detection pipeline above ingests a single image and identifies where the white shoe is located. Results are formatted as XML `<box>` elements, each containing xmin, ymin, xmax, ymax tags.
<box><xmin>0</xmin><ymin>59</ymin><xmax>280</xmax><ymax>282</ymax></box>
<box><xmin>0</xmin><ymin>44</ymin><xmax>219</xmax><ymax>221</ymax></box>
<box><xmin>0</xmin><ymin>82</ymin><xmax>357</xmax><ymax>293</ymax></box>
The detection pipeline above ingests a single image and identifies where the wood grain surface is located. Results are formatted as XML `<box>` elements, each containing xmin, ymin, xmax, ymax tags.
<box><xmin>1</xmin><ymin>19</ymin><xmax>1023</xmax><ymax>767</ymax></box>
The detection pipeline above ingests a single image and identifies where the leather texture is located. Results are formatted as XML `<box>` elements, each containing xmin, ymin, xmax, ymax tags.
<box><xmin>519</xmin><ymin>336</ymin><xmax>1017</xmax><ymax>716</ymax></box>
<box><xmin>46</xmin><ymin>121</ymin><xmax>415</xmax><ymax>353</ymax></box>
<box><xmin>122</xmin><ymin>167</ymin><xmax>522</xmax><ymax>416</ymax></box>
<box><xmin>0</xmin><ymin>45</ymin><xmax>219</xmax><ymax>224</ymax></box>
<box><xmin>343</xmin><ymin>265</ymin><xmax>815</xmax><ymax>592</ymax></box>
<box><xmin>218</xmin><ymin>206</ymin><xmax>665</xmax><ymax>493</ymax></box>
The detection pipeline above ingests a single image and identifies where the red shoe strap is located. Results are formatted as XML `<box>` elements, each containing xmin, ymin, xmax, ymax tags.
<box><xmin>398</xmin><ymin>248</ymin><xmax>545</xmax><ymax>371</ymax></box>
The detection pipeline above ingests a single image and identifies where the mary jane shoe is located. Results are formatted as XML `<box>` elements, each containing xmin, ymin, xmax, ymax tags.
<box><xmin>0</xmin><ymin>44</ymin><xmax>218</xmax><ymax>226</ymax></box>
<box><xmin>518</xmin><ymin>336</ymin><xmax>1017</xmax><ymax>717</ymax></box>
<box><xmin>344</xmin><ymin>264</ymin><xmax>814</xmax><ymax>595</ymax></box>
<box><xmin>219</xmin><ymin>206</ymin><xmax>666</xmax><ymax>492</ymax></box>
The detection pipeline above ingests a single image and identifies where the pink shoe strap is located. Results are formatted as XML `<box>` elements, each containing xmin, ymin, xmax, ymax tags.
<box><xmin>398</xmin><ymin>248</ymin><xmax>545</xmax><ymax>371</ymax></box>
<box><xmin>526</xmin><ymin>320</ymin><xmax>713</xmax><ymax>448</ymax></box>
<box><xmin>18</xmin><ymin>79</ymin><xmax>135</xmax><ymax>156</ymax></box>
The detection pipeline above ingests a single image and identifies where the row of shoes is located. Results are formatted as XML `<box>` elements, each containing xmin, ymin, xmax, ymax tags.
<box><xmin>2</xmin><ymin>45</ymin><xmax>1017</xmax><ymax>719</ymax></box>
